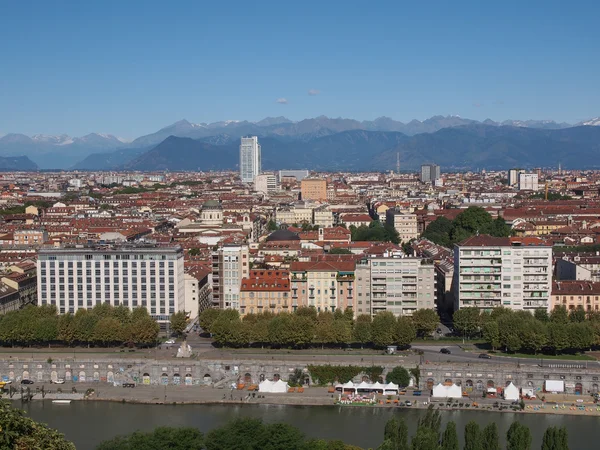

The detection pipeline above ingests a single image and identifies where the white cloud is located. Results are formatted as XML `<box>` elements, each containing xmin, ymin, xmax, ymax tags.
<box><xmin>276</xmin><ymin>98</ymin><xmax>288</xmax><ymax>104</ymax></box>
<box><xmin>308</xmin><ymin>89</ymin><xmax>320</xmax><ymax>96</ymax></box>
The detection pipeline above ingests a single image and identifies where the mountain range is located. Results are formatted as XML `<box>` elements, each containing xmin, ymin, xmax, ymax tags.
<box><xmin>1</xmin><ymin>115</ymin><xmax>599</xmax><ymax>171</ymax></box>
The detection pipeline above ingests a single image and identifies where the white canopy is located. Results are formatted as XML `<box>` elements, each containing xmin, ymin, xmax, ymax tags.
<box><xmin>504</xmin><ymin>382</ymin><xmax>519</xmax><ymax>401</ymax></box>
<box><xmin>356</xmin><ymin>381</ymin><xmax>371</xmax><ymax>390</ymax></box>
<box><xmin>432</xmin><ymin>383</ymin><xmax>463</xmax><ymax>399</ymax></box>
<box><xmin>342</xmin><ymin>381</ymin><xmax>356</xmax><ymax>392</ymax></box>
<box><xmin>545</xmin><ymin>380</ymin><xmax>564</xmax><ymax>393</ymax></box>
<box><xmin>384</xmin><ymin>382</ymin><xmax>399</xmax><ymax>393</ymax></box>
<box><xmin>258</xmin><ymin>379</ymin><xmax>290</xmax><ymax>393</ymax></box>
<box><xmin>372</xmin><ymin>381</ymin><xmax>385</xmax><ymax>391</ymax></box>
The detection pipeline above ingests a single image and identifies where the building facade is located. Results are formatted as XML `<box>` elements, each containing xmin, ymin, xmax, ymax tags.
<box><xmin>254</xmin><ymin>173</ymin><xmax>278</xmax><ymax>194</ymax></box>
<box><xmin>453</xmin><ymin>236</ymin><xmax>552</xmax><ymax>312</ymax></box>
<box><xmin>301</xmin><ymin>178</ymin><xmax>327</xmax><ymax>201</ymax></box>
<box><xmin>420</xmin><ymin>164</ymin><xmax>441</xmax><ymax>183</ymax></box>
<box><xmin>239</xmin><ymin>269</ymin><xmax>291</xmax><ymax>316</ymax></box>
<box><xmin>386</xmin><ymin>209</ymin><xmax>418</xmax><ymax>243</ymax></box>
<box><xmin>240</xmin><ymin>136</ymin><xmax>261</xmax><ymax>183</ymax></box>
<box><xmin>211</xmin><ymin>244</ymin><xmax>250</xmax><ymax>309</ymax></box>
<box><xmin>518</xmin><ymin>173</ymin><xmax>539</xmax><ymax>191</ymax></box>
<box><xmin>37</xmin><ymin>244</ymin><xmax>185</xmax><ymax>323</ymax></box>
<box><xmin>551</xmin><ymin>281</ymin><xmax>600</xmax><ymax>312</ymax></box>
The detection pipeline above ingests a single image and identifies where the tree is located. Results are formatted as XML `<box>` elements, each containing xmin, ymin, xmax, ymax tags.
<box><xmin>482</xmin><ymin>321</ymin><xmax>500</xmax><ymax>350</ymax></box>
<box><xmin>57</xmin><ymin>313</ymin><xmax>76</xmax><ymax>345</ymax></box>
<box><xmin>569</xmin><ymin>306</ymin><xmax>586</xmax><ymax>323</ymax></box>
<box><xmin>550</xmin><ymin>305</ymin><xmax>569</xmax><ymax>324</ymax></box>
<box><xmin>96</xmin><ymin>426</ymin><xmax>203</xmax><ymax>450</ymax></box>
<box><xmin>386</xmin><ymin>366</ymin><xmax>410</xmax><ymax>387</ymax></box>
<box><xmin>199</xmin><ymin>308</ymin><xmax>221</xmax><ymax>334</ymax></box>
<box><xmin>534</xmin><ymin>308</ymin><xmax>550</xmax><ymax>323</ymax></box>
<box><xmin>411</xmin><ymin>309</ymin><xmax>438</xmax><ymax>338</ymax></box>
<box><xmin>396</xmin><ymin>316</ymin><xmax>417</xmax><ymax>348</ymax></box>
<box><xmin>506</xmin><ymin>422</ymin><xmax>531</xmax><ymax>450</ymax></box>
<box><xmin>169</xmin><ymin>311</ymin><xmax>188</xmax><ymax>337</ymax></box>
<box><xmin>452</xmin><ymin>308</ymin><xmax>480</xmax><ymax>338</ymax></box>
<box><xmin>93</xmin><ymin>317</ymin><xmax>123</xmax><ymax>346</ymax></box>
<box><xmin>0</xmin><ymin>401</ymin><xmax>75</xmax><ymax>449</ymax></box>
<box><xmin>371</xmin><ymin>312</ymin><xmax>398</xmax><ymax>347</ymax></box>
<box><xmin>267</xmin><ymin>219</ymin><xmax>278</xmax><ymax>231</ymax></box>
<box><xmin>548</xmin><ymin>322</ymin><xmax>570</xmax><ymax>355</ymax></box>
<box><xmin>440</xmin><ymin>421</ymin><xmax>459</xmax><ymax>450</ymax></box>
<box><xmin>422</xmin><ymin>216</ymin><xmax>453</xmax><ymax>247</ymax></box>
<box><xmin>129</xmin><ymin>316</ymin><xmax>160</xmax><ymax>346</ymax></box>
<box><xmin>382</xmin><ymin>417</ymin><xmax>409</xmax><ymax>450</ymax></box>
<box><xmin>352</xmin><ymin>316</ymin><xmax>372</xmax><ymax>348</ymax></box>
<box><xmin>482</xmin><ymin>422</ymin><xmax>500</xmax><ymax>450</ymax></box>
<box><xmin>464</xmin><ymin>421</ymin><xmax>482</xmax><ymax>450</ymax></box>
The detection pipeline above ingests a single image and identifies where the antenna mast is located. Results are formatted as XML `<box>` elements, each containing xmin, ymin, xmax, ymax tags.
<box><xmin>396</xmin><ymin>152</ymin><xmax>400</xmax><ymax>174</ymax></box>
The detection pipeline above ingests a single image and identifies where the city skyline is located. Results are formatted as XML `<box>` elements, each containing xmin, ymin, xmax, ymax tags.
<box><xmin>1</xmin><ymin>1</ymin><xmax>599</xmax><ymax>138</ymax></box>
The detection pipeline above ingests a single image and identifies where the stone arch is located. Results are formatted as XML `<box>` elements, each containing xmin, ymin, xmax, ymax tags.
<box><xmin>37</xmin><ymin>371</ymin><xmax>44</xmax><ymax>382</ymax></box>
<box><xmin>487</xmin><ymin>379</ymin><xmax>495</xmax><ymax>387</ymax></box>
<box><xmin>527</xmin><ymin>381</ymin><xmax>533</xmax><ymax>387</ymax></box>
<box><xmin>22</xmin><ymin>370</ymin><xmax>30</xmax><ymax>380</ymax></box>
<box><xmin>575</xmin><ymin>383</ymin><xmax>583</xmax><ymax>394</ymax></box>
<box><xmin>161</xmin><ymin>373</ymin><xmax>169</xmax><ymax>385</ymax></box>
<box><xmin>65</xmin><ymin>370</ymin><xmax>72</xmax><ymax>381</ymax></box>
<box><xmin>362</xmin><ymin>375</ymin><xmax>370</xmax><ymax>382</ymax></box>
<box><xmin>476</xmin><ymin>380</ymin><xmax>484</xmax><ymax>390</ymax></box>
<box><xmin>8</xmin><ymin>371</ymin><xmax>14</xmax><ymax>380</ymax></box>
<box><xmin>79</xmin><ymin>371</ymin><xmax>86</xmax><ymax>382</ymax></box>
<box><xmin>592</xmin><ymin>384</ymin><xmax>599</xmax><ymax>394</ymax></box>
<box><xmin>505</xmin><ymin>380</ymin><xmax>512</xmax><ymax>387</ymax></box>
<box><xmin>444</xmin><ymin>378</ymin><xmax>452</xmax><ymax>385</ymax></box>
<box><xmin>143</xmin><ymin>373</ymin><xmax>151</xmax><ymax>385</ymax></box>
<box><xmin>259</xmin><ymin>373</ymin><xmax>265</xmax><ymax>382</ymax></box>
<box><xmin>426</xmin><ymin>378</ymin><xmax>434</xmax><ymax>390</ymax></box>
<box><xmin>244</xmin><ymin>372</ymin><xmax>252</xmax><ymax>383</ymax></box>
<box><xmin>273</xmin><ymin>373</ymin><xmax>280</xmax><ymax>381</ymax></box>
<box><xmin>173</xmin><ymin>373</ymin><xmax>181</xmax><ymax>385</ymax></box>
<box><xmin>93</xmin><ymin>372</ymin><xmax>100</xmax><ymax>382</ymax></box>
<box><xmin>455</xmin><ymin>380</ymin><xmax>462</xmax><ymax>386</ymax></box>
<box><xmin>51</xmin><ymin>371</ymin><xmax>58</xmax><ymax>382</ymax></box>
<box><xmin>185</xmin><ymin>373</ymin><xmax>193</xmax><ymax>385</ymax></box>
<box><xmin>107</xmin><ymin>371</ymin><xmax>114</xmax><ymax>383</ymax></box>
<box><xmin>203</xmin><ymin>373</ymin><xmax>212</xmax><ymax>383</ymax></box>
<box><xmin>465</xmin><ymin>379</ymin><xmax>473</xmax><ymax>387</ymax></box>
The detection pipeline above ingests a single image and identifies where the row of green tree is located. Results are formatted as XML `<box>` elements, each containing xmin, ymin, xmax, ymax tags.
<box><xmin>422</xmin><ymin>206</ymin><xmax>512</xmax><ymax>248</ymax></box>
<box><xmin>199</xmin><ymin>307</ymin><xmax>440</xmax><ymax>348</ymax></box>
<box><xmin>378</xmin><ymin>406</ymin><xmax>568</xmax><ymax>450</ymax></box>
<box><xmin>0</xmin><ymin>304</ymin><xmax>160</xmax><ymax>347</ymax></box>
<box><xmin>349</xmin><ymin>220</ymin><xmax>400</xmax><ymax>244</ymax></box>
<box><xmin>454</xmin><ymin>305</ymin><xmax>600</xmax><ymax>354</ymax></box>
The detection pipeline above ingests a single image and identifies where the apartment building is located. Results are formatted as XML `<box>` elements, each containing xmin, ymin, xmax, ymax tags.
<box><xmin>551</xmin><ymin>281</ymin><xmax>600</xmax><ymax>312</ymax></box>
<box><xmin>420</xmin><ymin>164</ymin><xmax>441</xmax><ymax>183</ymax></box>
<box><xmin>453</xmin><ymin>235</ymin><xmax>552</xmax><ymax>312</ymax></box>
<box><xmin>239</xmin><ymin>269</ymin><xmax>291</xmax><ymax>316</ymax></box>
<box><xmin>385</xmin><ymin>209</ymin><xmax>418</xmax><ymax>243</ymax></box>
<box><xmin>290</xmin><ymin>260</ymin><xmax>355</xmax><ymax>312</ymax></box>
<box><xmin>14</xmin><ymin>229</ymin><xmax>48</xmax><ymax>246</ymax></box>
<box><xmin>355</xmin><ymin>256</ymin><xmax>436</xmax><ymax>317</ymax></box>
<box><xmin>555</xmin><ymin>254</ymin><xmax>600</xmax><ymax>282</ymax></box>
<box><xmin>254</xmin><ymin>173</ymin><xmax>278</xmax><ymax>194</ymax></box>
<box><xmin>313</xmin><ymin>205</ymin><xmax>334</xmax><ymax>228</ymax></box>
<box><xmin>518</xmin><ymin>173</ymin><xmax>539</xmax><ymax>191</ymax></box>
<box><xmin>184</xmin><ymin>266</ymin><xmax>212</xmax><ymax>318</ymax></box>
<box><xmin>211</xmin><ymin>244</ymin><xmax>249</xmax><ymax>309</ymax></box>
<box><xmin>301</xmin><ymin>178</ymin><xmax>327</xmax><ymax>201</ymax></box>
<box><xmin>37</xmin><ymin>244</ymin><xmax>185</xmax><ymax>323</ymax></box>
<box><xmin>240</xmin><ymin>136</ymin><xmax>261</xmax><ymax>183</ymax></box>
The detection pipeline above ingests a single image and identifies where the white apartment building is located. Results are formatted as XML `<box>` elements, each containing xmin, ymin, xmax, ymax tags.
<box><xmin>37</xmin><ymin>244</ymin><xmax>185</xmax><ymax>323</ymax></box>
<box><xmin>211</xmin><ymin>244</ymin><xmax>249</xmax><ymax>309</ymax></box>
<box><xmin>518</xmin><ymin>173</ymin><xmax>539</xmax><ymax>191</ymax></box>
<box><xmin>355</xmin><ymin>256</ymin><xmax>436</xmax><ymax>317</ymax></box>
<box><xmin>453</xmin><ymin>235</ymin><xmax>552</xmax><ymax>312</ymax></box>
<box><xmin>240</xmin><ymin>136</ymin><xmax>261</xmax><ymax>183</ymax></box>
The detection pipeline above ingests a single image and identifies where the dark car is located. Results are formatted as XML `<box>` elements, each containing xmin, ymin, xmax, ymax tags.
<box><xmin>21</xmin><ymin>379</ymin><xmax>34</xmax><ymax>385</ymax></box>
<box><xmin>478</xmin><ymin>353</ymin><xmax>492</xmax><ymax>359</ymax></box>
<box><xmin>440</xmin><ymin>348</ymin><xmax>451</xmax><ymax>354</ymax></box>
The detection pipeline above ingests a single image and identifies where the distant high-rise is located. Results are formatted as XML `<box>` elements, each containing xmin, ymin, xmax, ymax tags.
<box><xmin>240</xmin><ymin>136</ymin><xmax>261</xmax><ymax>183</ymax></box>
<box><xmin>420</xmin><ymin>164</ymin><xmax>440</xmax><ymax>183</ymax></box>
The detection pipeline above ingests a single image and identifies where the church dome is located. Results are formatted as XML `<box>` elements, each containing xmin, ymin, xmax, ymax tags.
<box><xmin>266</xmin><ymin>229</ymin><xmax>300</xmax><ymax>242</ymax></box>
<box><xmin>202</xmin><ymin>200</ymin><xmax>221</xmax><ymax>209</ymax></box>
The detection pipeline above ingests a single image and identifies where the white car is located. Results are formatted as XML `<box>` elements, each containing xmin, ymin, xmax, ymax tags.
<box><xmin>165</xmin><ymin>339</ymin><xmax>175</xmax><ymax>344</ymax></box>
<box><xmin>53</xmin><ymin>379</ymin><xmax>65</xmax><ymax>384</ymax></box>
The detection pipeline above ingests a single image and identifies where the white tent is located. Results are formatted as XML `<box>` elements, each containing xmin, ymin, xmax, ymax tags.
<box><xmin>259</xmin><ymin>379</ymin><xmax>290</xmax><ymax>393</ymax></box>
<box><xmin>384</xmin><ymin>382</ymin><xmax>399</xmax><ymax>394</ymax></box>
<box><xmin>504</xmin><ymin>382</ymin><xmax>519</xmax><ymax>401</ymax></box>
<box><xmin>258</xmin><ymin>380</ymin><xmax>274</xmax><ymax>392</ymax></box>
<box><xmin>372</xmin><ymin>381</ymin><xmax>385</xmax><ymax>392</ymax></box>
<box><xmin>432</xmin><ymin>383</ymin><xmax>462</xmax><ymax>399</ymax></box>
<box><xmin>342</xmin><ymin>381</ymin><xmax>356</xmax><ymax>393</ymax></box>
<box><xmin>545</xmin><ymin>380</ymin><xmax>564</xmax><ymax>393</ymax></box>
<box><xmin>356</xmin><ymin>381</ymin><xmax>372</xmax><ymax>391</ymax></box>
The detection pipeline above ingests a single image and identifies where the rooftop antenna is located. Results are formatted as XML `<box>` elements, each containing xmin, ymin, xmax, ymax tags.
<box><xmin>396</xmin><ymin>152</ymin><xmax>400</xmax><ymax>174</ymax></box>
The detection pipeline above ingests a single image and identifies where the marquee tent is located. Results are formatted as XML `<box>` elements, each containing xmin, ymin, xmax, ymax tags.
<box><xmin>258</xmin><ymin>379</ymin><xmax>290</xmax><ymax>393</ymax></box>
<box><xmin>432</xmin><ymin>383</ymin><xmax>463</xmax><ymax>399</ymax></box>
<box><xmin>504</xmin><ymin>382</ymin><xmax>519</xmax><ymax>401</ymax></box>
<box><xmin>384</xmin><ymin>382</ymin><xmax>399</xmax><ymax>394</ymax></box>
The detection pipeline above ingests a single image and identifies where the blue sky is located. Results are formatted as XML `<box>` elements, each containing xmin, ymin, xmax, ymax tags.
<box><xmin>1</xmin><ymin>0</ymin><xmax>598</xmax><ymax>139</ymax></box>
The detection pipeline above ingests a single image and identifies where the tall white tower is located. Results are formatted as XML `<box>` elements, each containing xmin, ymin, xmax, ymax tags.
<box><xmin>240</xmin><ymin>136</ymin><xmax>261</xmax><ymax>183</ymax></box>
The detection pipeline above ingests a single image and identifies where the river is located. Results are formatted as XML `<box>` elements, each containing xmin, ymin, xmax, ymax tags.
<box><xmin>23</xmin><ymin>401</ymin><xmax>598</xmax><ymax>449</ymax></box>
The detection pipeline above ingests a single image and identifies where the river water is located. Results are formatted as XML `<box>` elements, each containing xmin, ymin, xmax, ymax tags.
<box><xmin>23</xmin><ymin>401</ymin><xmax>597</xmax><ymax>450</ymax></box>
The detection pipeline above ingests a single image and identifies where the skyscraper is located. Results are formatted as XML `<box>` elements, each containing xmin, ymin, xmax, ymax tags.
<box><xmin>240</xmin><ymin>136</ymin><xmax>261</xmax><ymax>183</ymax></box>
<box><xmin>420</xmin><ymin>164</ymin><xmax>440</xmax><ymax>183</ymax></box>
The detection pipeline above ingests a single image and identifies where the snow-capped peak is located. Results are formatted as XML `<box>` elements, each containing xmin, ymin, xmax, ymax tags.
<box><xmin>32</xmin><ymin>134</ymin><xmax>73</xmax><ymax>145</ymax></box>
<box><xmin>581</xmin><ymin>117</ymin><xmax>600</xmax><ymax>126</ymax></box>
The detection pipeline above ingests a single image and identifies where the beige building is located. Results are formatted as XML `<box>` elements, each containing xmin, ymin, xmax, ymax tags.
<box><xmin>313</xmin><ymin>205</ymin><xmax>334</xmax><ymax>227</ymax></box>
<box><xmin>301</xmin><ymin>178</ymin><xmax>327</xmax><ymax>201</ymax></box>
<box><xmin>239</xmin><ymin>269</ymin><xmax>291</xmax><ymax>316</ymax></box>
<box><xmin>184</xmin><ymin>267</ymin><xmax>211</xmax><ymax>319</ymax></box>
<box><xmin>211</xmin><ymin>244</ymin><xmax>250</xmax><ymax>309</ymax></box>
<box><xmin>551</xmin><ymin>281</ymin><xmax>600</xmax><ymax>312</ymax></box>
<box><xmin>386</xmin><ymin>209</ymin><xmax>418</xmax><ymax>243</ymax></box>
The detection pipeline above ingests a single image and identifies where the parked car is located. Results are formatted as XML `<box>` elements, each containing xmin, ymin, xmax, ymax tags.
<box><xmin>440</xmin><ymin>348</ymin><xmax>451</xmax><ymax>354</ymax></box>
<box><xmin>53</xmin><ymin>379</ymin><xmax>65</xmax><ymax>384</ymax></box>
<box><xmin>165</xmin><ymin>339</ymin><xmax>175</xmax><ymax>344</ymax></box>
<box><xmin>405</xmin><ymin>400</ymin><xmax>413</xmax><ymax>407</ymax></box>
<box><xmin>478</xmin><ymin>353</ymin><xmax>492</xmax><ymax>359</ymax></box>
<box><xmin>122</xmin><ymin>383</ymin><xmax>136</xmax><ymax>388</ymax></box>
<box><xmin>21</xmin><ymin>379</ymin><xmax>34</xmax><ymax>385</ymax></box>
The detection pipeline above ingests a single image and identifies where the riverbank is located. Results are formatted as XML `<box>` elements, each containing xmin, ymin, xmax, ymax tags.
<box><xmin>7</xmin><ymin>383</ymin><xmax>600</xmax><ymax>418</ymax></box>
